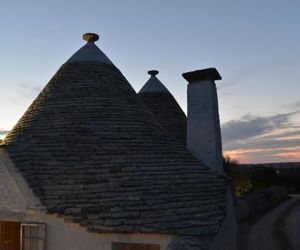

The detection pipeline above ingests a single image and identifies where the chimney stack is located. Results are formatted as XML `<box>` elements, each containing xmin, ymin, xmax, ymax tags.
<box><xmin>182</xmin><ymin>68</ymin><xmax>223</xmax><ymax>172</ymax></box>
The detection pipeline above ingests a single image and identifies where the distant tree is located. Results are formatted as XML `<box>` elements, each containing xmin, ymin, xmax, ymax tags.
<box><xmin>223</xmin><ymin>156</ymin><xmax>300</xmax><ymax>196</ymax></box>
<box><xmin>223</xmin><ymin>155</ymin><xmax>239</xmax><ymax>175</ymax></box>
<box><xmin>223</xmin><ymin>155</ymin><xmax>252</xmax><ymax>198</ymax></box>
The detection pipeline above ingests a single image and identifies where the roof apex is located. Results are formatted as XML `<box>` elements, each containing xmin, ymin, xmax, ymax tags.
<box><xmin>66</xmin><ymin>33</ymin><xmax>113</xmax><ymax>65</ymax></box>
<box><xmin>139</xmin><ymin>70</ymin><xmax>170</xmax><ymax>93</ymax></box>
<box><xmin>148</xmin><ymin>70</ymin><xmax>159</xmax><ymax>76</ymax></box>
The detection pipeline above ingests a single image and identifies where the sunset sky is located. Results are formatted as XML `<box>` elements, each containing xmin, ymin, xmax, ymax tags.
<box><xmin>0</xmin><ymin>0</ymin><xmax>299</xmax><ymax>163</ymax></box>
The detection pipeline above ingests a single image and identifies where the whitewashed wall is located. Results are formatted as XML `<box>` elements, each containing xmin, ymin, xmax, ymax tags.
<box><xmin>187</xmin><ymin>80</ymin><xmax>223</xmax><ymax>172</ymax></box>
<box><xmin>26</xmin><ymin>212</ymin><xmax>173</xmax><ymax>250</ymax></box>
<box><xmin>0</xmin><ymin>149</ymin><xmax>28</xmax><ymax>220</ymax></box>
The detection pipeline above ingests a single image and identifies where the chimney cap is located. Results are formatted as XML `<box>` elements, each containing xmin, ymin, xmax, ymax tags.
<box><xmin>83</xmin><ymin>33</ymin><xmax>99</xmax><ymax>43</ymax></box>
<box><xmin>148</xmin><ymin>70</ymin><xmax>159</xmax><ymax>76</ymax></box>
<box><xmin>182</xmin><ymin>68</ymin><xmax>222</xmax><ymax>83</ymax></box>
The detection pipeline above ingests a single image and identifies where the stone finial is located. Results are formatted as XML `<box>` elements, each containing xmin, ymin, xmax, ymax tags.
<box><xmin>83</xmin><ymin>33</ymin><xmax>99</xmax><ymax>43</ymax></box>
<box><xmin>148</xmin><ymin>70</ymin><xmax>159</xmax><ymax>77</ymax></box>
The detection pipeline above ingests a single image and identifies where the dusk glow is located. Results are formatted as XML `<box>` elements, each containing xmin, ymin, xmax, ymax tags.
<box><xmin>224</xmin><ymin>146</ymin><xmax>300</xmax><ymax>163</ymax></box>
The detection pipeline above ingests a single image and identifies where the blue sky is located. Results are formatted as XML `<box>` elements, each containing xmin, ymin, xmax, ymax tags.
<box><xmin>0</xmin><ymin>0</ymin><xmax>299</xmax><ymax>163</ymax></box>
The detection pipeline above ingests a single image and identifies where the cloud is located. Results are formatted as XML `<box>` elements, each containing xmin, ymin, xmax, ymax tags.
<box><xmin>0</xmin><ymin>130</ymin><xmax>9</xmax><ymax>135</ymax></box>
<box><xmin>224</xmin><ymin>146</ymin><xmax>300</xmax><ymax>164</ymax></box>
<box><xmin>216</xmin><ymin>62</ymin><xmax>273</xmax><ymax>93</ymax></box>
<box><xmin>217</xmin><ymin>81</ymin><xmax>237</xmax><ymax>90</ymax></box>
<box><xmin>293</xmin><ymin>101</ymin><xmax>300</xmax><ymax>109</ymax></box>
<box><xmin>260</xmin><ymin>129</ymin><xmax>300</xmax><ymax>140</ymax></box>
<box><xmin>221</xmin><ymin>111</ymin><xmax>298</xmax><ymax>142</ymax></box>
<box><xmin>279</xmin><ymin>100</ymin><xmax>300</xmax><ymax>109</ymax></box>
<box><xmin>222</xmin><ymin>111</ymin><xmax>300</xmax><ymax>163</ymax></box>
<box><xmin>12</xmin><ymin>83</ymin><xmax>42</xmax><ymax>104</ymax></box>
<box><xmin>225</xmin><ymin>137</ymin><xmax>300</xmax><ymax>151</ymax></box>
<box><xmin>0</xmin><ymin>129</ymin><xmax>9</xmax><ymax>140</ymax></box>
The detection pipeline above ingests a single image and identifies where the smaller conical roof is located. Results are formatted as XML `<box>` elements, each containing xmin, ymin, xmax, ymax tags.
<box><xmin>138</xmin><ymin>71</ymin><xmax>187</xmax><ymax>144</ymax></box>
<box><xmin>138</xmin><ymin>70</ymin><xmax>169</xmax><ymax>93</ymax></box>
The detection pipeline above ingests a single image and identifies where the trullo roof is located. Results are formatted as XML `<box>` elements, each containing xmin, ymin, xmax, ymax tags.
<box><xmin>3</xmin><ymin>33</ymin><xmax>226</xmax><ymax>236</ymax></box>
<box><xmin>138</xmin><ymin>70</ymin><xmax>187</xmax><ymax>144</ymax></box>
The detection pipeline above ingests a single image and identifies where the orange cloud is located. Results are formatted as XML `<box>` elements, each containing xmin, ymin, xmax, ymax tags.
<box><xmin>272</xmin><ymin>151</ymin><xmax>300</xmax><ymax>161</ymax></box>
<box><xmin>224</xmin><ymin>146</ymin><xmax>300</xmax><ymax>163</ymax></box>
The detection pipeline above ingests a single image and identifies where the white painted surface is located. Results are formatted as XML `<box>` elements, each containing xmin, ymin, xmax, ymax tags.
<box><xmin>0</xmin><ymin>149</ymin><xmax>42</xmax><ymax>221</ymax></box>
<box><xmin>25</xmin><ymin>212</ymin><xmax>174</xmax><ymax>250</ymax></box>
<box><xmin>0</xmin><ymin>151</ymin><xmax>26</xmax><ymax>220</ymax></box>
<box><xmin>187</xmin><ymin>80</ymin><xmax>223</xmax><ymax>172</ymax></box>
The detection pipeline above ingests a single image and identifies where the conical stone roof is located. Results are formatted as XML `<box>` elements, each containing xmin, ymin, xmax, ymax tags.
<box><xmin>4</xmin><ymin>33</ymin><xmax>226</xmax><ymax>236</ymax></box>
<box><xmin>138</xmin><ymin>71</ymin><xmax>187</xmax><ymax>144</ymax></box>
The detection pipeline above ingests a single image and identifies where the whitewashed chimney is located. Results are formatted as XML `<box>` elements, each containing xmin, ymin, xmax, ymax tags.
<box><xmin>182</xmin><ymin>68</ymin><xmax>223</xmax><ymax>172</ymax></box>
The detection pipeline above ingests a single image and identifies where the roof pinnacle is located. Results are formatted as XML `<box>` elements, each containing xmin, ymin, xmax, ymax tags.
<box><xmin>148</xmin><ymin>70</ymin><xmax>159</xmax><ymax>77</ymax></box>
<box><xmin>83</xmin><ymin>33</ymin><xmax>99</xmax><ymax>43</ymax></box>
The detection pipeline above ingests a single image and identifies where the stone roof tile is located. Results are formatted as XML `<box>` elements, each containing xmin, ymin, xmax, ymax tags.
<box><xmin>3</xmin><ymin>34</ymin><xmax>226</xmax><ymax>236</ymax></box>
<box><xmin>138</xmin><ymin>71</ymin><xmax>187</xmax><ymax>144</ymax></box>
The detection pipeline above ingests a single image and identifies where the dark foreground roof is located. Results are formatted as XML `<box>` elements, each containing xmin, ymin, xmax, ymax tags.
<box><xmin>138</xmin><ymin>71</ymin><xmax>187</xmax><ymax>144</ymax></box>
<box><xmin>4</xmin><ymin>35</ymin><xmax>226</xmax><ymax>236</ymax></box>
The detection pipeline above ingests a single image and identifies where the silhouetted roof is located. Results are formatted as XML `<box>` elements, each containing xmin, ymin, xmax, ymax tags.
<box><xmin>138</xmin><ymin>71</ymin><xmax>187</xmax><ymax>144</ymax></box>
<box><xmin>139</xmin><ymin>70</ymin><xmax>169</xmax><ymax>93</ymax></box>
<box><xmin>4</xmin><ymin>34</ymin><xmax>226</xmax><ymax>236</ymax></box>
